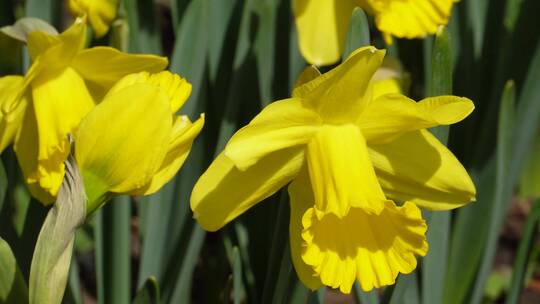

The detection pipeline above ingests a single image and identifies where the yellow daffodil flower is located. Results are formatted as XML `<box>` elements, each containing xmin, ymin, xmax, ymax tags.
<box><xmin>0</xmin><ymin>18</ymin><xmax>168</xmax><ymax>204</ymax></box>
<box><xmin>293</xmin><ymin>0</ymin><xmax>455</xmax><ymax>65</ymax></box>
<box><xmin>68</xmin><ymin>0</ymin><xmax>118</xmax><ymax>38</ymax></box>
<box><xmin>190</xmin><ymin>46</ymin><xmax>476</xmax><ymax>293</ymax></box>
<box><xmin>75</xmin><ymin>71</ymin><xmax>204</xmax><ymax>214</ymax></box>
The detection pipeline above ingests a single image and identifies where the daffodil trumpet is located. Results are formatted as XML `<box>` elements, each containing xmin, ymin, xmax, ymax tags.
<box><xmin>191</xmin><ymin>46</ymin><xmax>476</xmax><ymax>293</ymax></box>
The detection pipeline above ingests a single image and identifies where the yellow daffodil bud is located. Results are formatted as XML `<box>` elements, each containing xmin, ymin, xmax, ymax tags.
<box><xmin>191</xmin><ymin>46</ymin><xmax>475</xmax><ymax>293</ymax></box>
<box><xmin>68</xmin><ymin>0</ymin><xmax>118</xmax><ymax>38</ymax></box>
<box><xmin>0</xmin><ymin>18</ymin><xmax>168</xmax><ymax>205</ymax></box>
<box><xmin>75</xmin><ymin>71</ymin><xmax>204</xmax><ymax>214</ymax></box>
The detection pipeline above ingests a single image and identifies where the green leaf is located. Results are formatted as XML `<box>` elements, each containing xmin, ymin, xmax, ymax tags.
<box><xmin>24</xmin><ymin>0</ymin><xmax>59</xmax><ymax>26</ymax></box>
<box><xmin>354</xmin><ymin>283</ymin><xmax>379</xmax><ymax>304</ymax></box>
<box><xmin>506</xmin><ymin>199</ymin><xmax>540</xmax><ymax>304</ymax></box>
<box><xmin>123</xmin><ymin>0</ymin><xmax>162</xmax><ymax>54</ymax></box>
<box><xmin>133</xmin><ymin>276</ymin><xmax>160</xmax><ymax>304</ymax></box>
<box><xmin>261</xmin><ymin>192</ymin><xmax>290</xmax><ymax>304</ymax></box>
<box><xmin>0</xmin><ymin>237</ymin><xmax>28</xmax><ymax>303</ymax></box>
<box><xmin>422</xmin><ymin>26</ymin><xmax>452</xmax><ymax>304</ymax></box>
<box><xmin>29</xmin><ymin>156</ymin><xmax>86</xmax><ymax>304</ymax></box>
<box><xmin>342</xmin><ymin>7</ymin><xmax>370</xmax><ymax>60</ymax></box>
<box><xmin>95</xmin><ymin>196</ymin><xmax>131</xmax><ymax>304</ymax></box>
<box><xmin>232</xmin><ymin>247</ymin><xmax>246</xmax><ymax>304</ymax></box>
<box><xmin>168</xmin><ymin>226</ymin><xmax>206</xmax><ymax>303</ymax></box>
<box><xmin>253</xmin><ymin>0</ymin><xmax>278</xmax><ymax>106</ymax></box>
<box><xmin>207</xmin><ymin>0</ymin><xmax>238</xmax><ymax>82</ymax></box>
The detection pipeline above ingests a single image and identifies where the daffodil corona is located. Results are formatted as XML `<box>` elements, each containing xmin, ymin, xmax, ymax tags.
<box><xmin>75</xmin><ymin>71</ymin><xmax>204</xmax><ymax>213</ymax></box>
<box><xmin>294</xmin><ymin>0</ymin><xmax>455</xmax><ymax>65</ymax></box>
<box><xmin>0</xmin><ymin>18</ymin><xmax>168</xmax><ymax>204</ymax></box>
<box><xmin>191</xmin><ymin>47</ymin><xmax>476</xmax><ymax>293</ymax></box>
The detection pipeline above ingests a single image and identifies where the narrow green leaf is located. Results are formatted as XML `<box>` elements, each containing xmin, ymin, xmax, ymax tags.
<box><xmin>123</xmin><ymin>0</ymin><xmax>162</xmax><ymax>54</ymax></box>
<box><xmin>354</xmin><ymin>283</ymin><xmax>379</xmax><ymax>304</ymax></box>
<box><xmin>465</xmin><ymin>0</ymin><xmax>488</xmax><ymax>57</ymax></box>
<box><xmin>133</xmin><ymin>276</ymin><xmax>160</xmax><ymax>304</ymax></box>
<box><xmin>422</xmin><ymin>26</ymin><xmax>452</xmax><ymax>304</ymax></box>
<box><xmin>232</xmin><ymin>247</ymin><xmax>246</xmax><ymax>304</ymax></box>
<box><xmin>29</xmin><ymin>156</ymin><xmax>86</xmax><ymax>304</ymax></box>
<box><xmin>506</xmin><ymin>199</ymin><xmax>540</xmax><ymax>304</ymax></box>
<box><xmin>253</xmin><ymin>0</ymin><xmax>278</xmax><ymax>106</ymax></box>
<box><xmin>0</xmin><ymin>237</ymin><xmax>28</xmax><ymax>303</ymax></box>
<box><xmin>168</xmin><ymin>226</ymin><xmax>206</xmax><ymax>303</ymax></box>
<box><xmin>65</xmin><ymin>256</ymin><xmax>82</xmax><ymax>304</ymax></box>
<box><xmin>443</xmin><ymin>162</ymin><xmax>495</xmax><ymax>304</ymax></box>
<box><xmin>95</xmin><ymin>196</ymin><xmax>131</xmax><ymax>304</ymax></box>
<box><xmin>342</xmin><ymin>7</ymin><xmax>370</xmax><ymax>59</ymax></box>
<box><xmin>24</xmin><ymin>0</ymin><xmax>59</xmax><ymax>25</ymax></box>
<box><xmin>207</xmin><ymin>0</ymin><xmax>238</xmax><ymax>81</ymax></box>
<box><xmin>261</xmin><ymin>192</ymin><xmax>290</xmax><ymax>304</ymax></box>
<box><xmin>137</xmin><ymin>184</ymin><xmax>176</xmax><ymax>287</ymax></box>
<box><xmin>380</xmin><ymin>273</ymin><xmax>417</xmax><ymax>304</ymax></box>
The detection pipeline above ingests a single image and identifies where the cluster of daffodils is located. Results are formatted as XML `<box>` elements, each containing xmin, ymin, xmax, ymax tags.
<box><xmin>191</xmin><ymin>47</ymin><xmax>475</xmax><ymax>292</ymax></box>
<box><xmin>294</xmin><ymin>0</ymin><xmax>456</xmax><ymax>65</ymax></box>
<box><xmin>0</xmin><ymin>18</ymin><xmax>203</xmax><ymax>214</ymax></box>
<box><xmin>0</xmin><ymin>0</ymin><xmax>475</xmax><ymax>296</ymax></box>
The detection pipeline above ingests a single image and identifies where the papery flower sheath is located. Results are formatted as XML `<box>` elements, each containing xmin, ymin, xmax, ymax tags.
<box><xmin>68</xmin><ymin>0</ymin><xmax>118</xmax><ymax>38</ymax></box>
<box><xmin>0</xmin><ymin>18</ymin><xmax>168</xmax><ymax>204</ymax></box>
<box><xmin>190</xmin><ymin>47</ymin><xmax>476</xmax><ymax>293</ymax></box>
<box><xmin>293</xmin><ymin>0</ymin><xmax>455</xmax><ymax>65</ymax></box>
<box><xmin>75</xmin><ymin>71</ymin><xmax>204</xmax><ymax>214</ymax></box>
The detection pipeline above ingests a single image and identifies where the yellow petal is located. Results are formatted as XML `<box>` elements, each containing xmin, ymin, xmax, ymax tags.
<box><xmin>224</xmin><ymin>98</ymin><xmax>321</xmax><ymax>170</ymax></box>
<box><xmin>14</xmin><ymin>102</ymin><xmax>55</xmax><ymax>204</ymax></box>
<box><xmin>191</xmin><ymin>148</ymin><xmax>304</xmax><ymax>232</ymax></box>
<box><xmin>0</xmin><ymin>76</ymin><xmax>26</xmax><ymax>152</ymax></box>
<box><xmin>293</xmin><ymin>0</ymin><xmax>357</xmax><ymax>65</ymax></box>
<box><xmin>28</xmin><ymin>67</ymin><xmax>95</xmax><ymax>199</ymax></box>
<box><xmin>76</xmin><ymin>83</ymin><xmax>171</xmax><ymax>212</ymax></box>
<box><xmin>288</xmin><ymin>167</ymin><xmax>323</xmax><ymax>290</ymax></box>
<box><xmin>293</xmin><ymin>47</ymin><xmax>385</xmax><ymax>123</ymax></box>
<box><xmin>292</xmin><ymin>65</ymin><xmax>321</xmax><ymax>97</ymax></box>
<box><xmin>72</xmin><ymin>48</ymin><xmax>168</xmax><ymax>95</ymax></box>
<box><xmin>306</xmin><ymin>124</ymin><xmax>386</xmax><ymax>217</ymax></box>
<box><xmin>359</xmin><ymin>94</ymin><xmax>474</xmax><ymax>144</ymax></box>
<box><xmin>68</xmin><ymin>0</ymin><xmax>118</xmax><ymax>38</ymax></box>
<box><xmin>366</xmin><ymin>0</ymin><xmax>454</xmax><ymax>39</ymax></box>
<box><xmin>301</xmin><ymin>201</ymin><xmax>428</xmax><ymax>293</ymax></box>
<box><xmin>369</xmin><ymin>130</ymin><xmax>476</xmax><ymax>210</ymax></box>
<box><xmin>27</xmin><ymin>18</ymin><xmax>86</xmax><ymax>63</ymax></box>
<box><xmin>133</xmin><ymin>114</ymin><xmax>205</xmax><ymax>195</ymax></box>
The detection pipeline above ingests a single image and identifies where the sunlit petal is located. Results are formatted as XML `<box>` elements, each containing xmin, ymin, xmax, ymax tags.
<box><xmin>369</xmin><ymin>130</ymin><xmax>476</xmax><ymax>210</ymax></box>
<box><xmin>224</xmin><ymin>98</ymin><xmax>321</xmax><ymax>170</ymax></box>
<box><xmin>191</xmin><ymin>148</ymin><xmax>304</xmax><ymax>232</ymax></box>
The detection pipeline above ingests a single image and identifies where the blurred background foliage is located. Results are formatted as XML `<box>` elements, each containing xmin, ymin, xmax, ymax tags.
<box><xmin>1</xmin><ymin>0</ymin><xmax>540</xmax><ymax>303</ymax></box>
